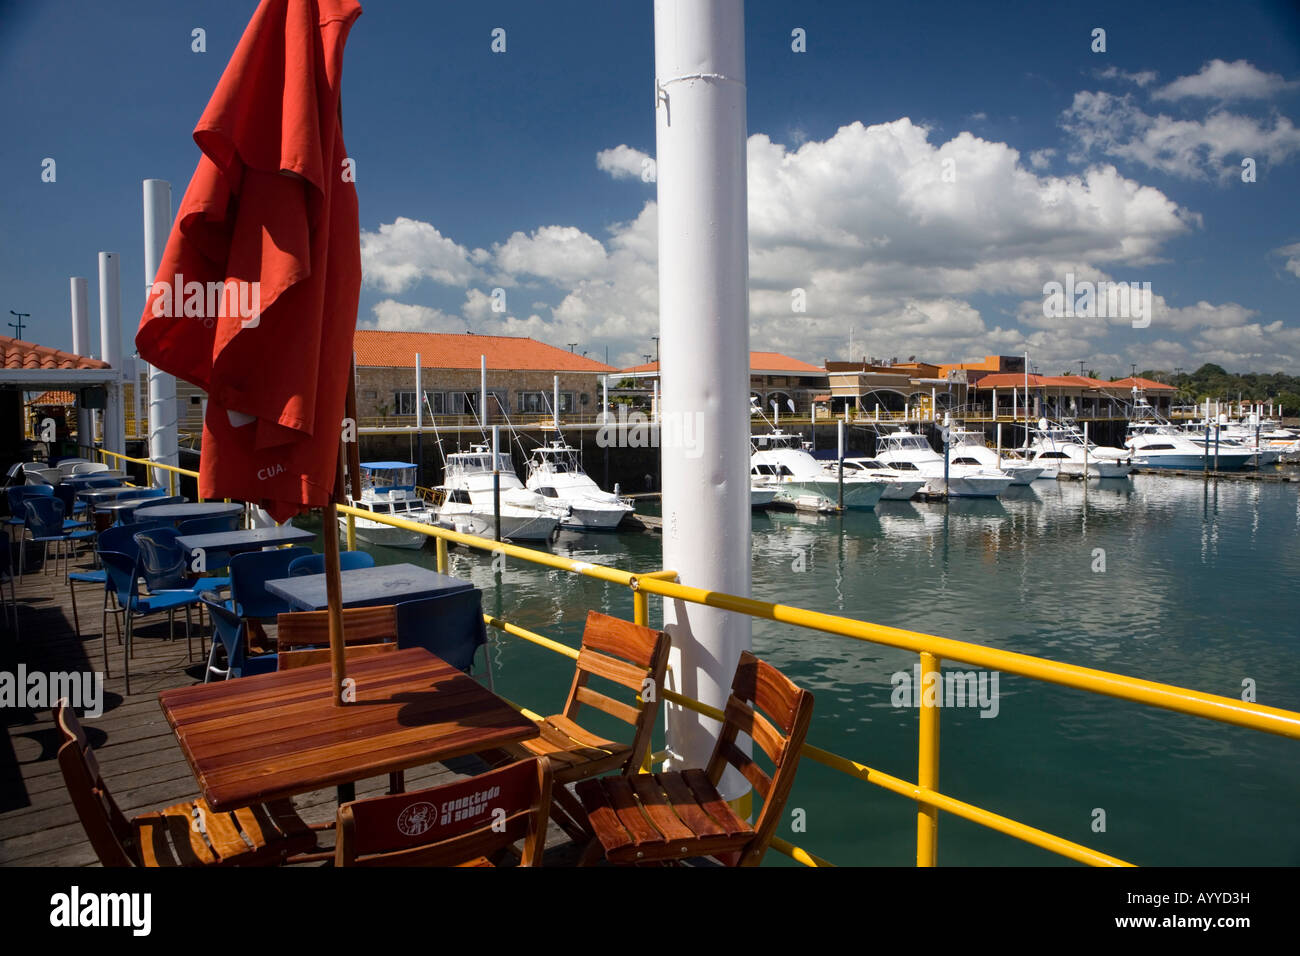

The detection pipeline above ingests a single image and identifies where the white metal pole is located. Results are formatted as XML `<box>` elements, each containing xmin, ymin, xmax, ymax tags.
<box><xmin>553</xmin><ymin>374</ymin><xmax>560</xmax><ymax>432</ymax></box>
<box><xmin>652</xmin><ymin>379</ymin><xmax>659</xmax><ymax>424</ymax></box>
<box><xmin>70</xmin><ymin>277</ymin><xmax>94</xmax><ymax>449</ymax></box>
<box><xmin>97</xmin><ymin>252</ymin><xmax>124</xmax><ymax>455</ymax></box>
<box><xmin>143</xmin><ymin>179</ymin><xmax>179</xmax><ymax>467</ymax></box>
<box><xmin>602</xmin><ymin>374</ymin><xmax>609</xmax><ymax>423</ymax></box>
<box><xmin>480</xmin><ymin>354</ymin><xmax>487</xmax><ymax>427</ymax></box>
<box><xmin>655</xmin><ymin>0</ymin><xmax>751</xmax><ymax>792</ymax></box>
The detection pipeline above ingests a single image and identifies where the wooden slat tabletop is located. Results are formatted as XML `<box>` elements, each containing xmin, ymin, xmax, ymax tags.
<box><xmin>159</xmin><ymin>648</ymin><xmax>537</xmax><ymax>812</ymax></box>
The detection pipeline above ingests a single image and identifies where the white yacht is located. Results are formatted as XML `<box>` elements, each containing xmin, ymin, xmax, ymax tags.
<box><xmin>750</xmin><ymin>431</ymin><xmax>885</xmax><ymax>510</ymax></box>
<box><xmin>874</xmin><ymin>429</ymin><xmax>1013</xmax><ymax>498</ymax></box>
<box><xmin>434</xmin><ymin>445</ymin><xmax>565</xmax><ymax>541</ymax></box>
<box><xmin>840</xmin><ymin>458</ymin><xmax>926</xmax><ymax>500</ymax></box>
<box><xmin>525</xmin><ymin>441</ymin><xmax>633</xmax><ymax>531</ymax></box>
<box><xmin>1024</xmin><ymin>421</ymin><xmax>1135</xmax><ymax>478</ymax></box>
<box><xmin>749</xmin><ymin>480</ymin><xmax>779</xmax><ymax>509</ymax></box>
<box><xmin>1125</xmin><ymin>401</ymin><xmax>1254</xmax><ymax>471</ymax></box>
<box><xmin>947</xmin><ymin>427</ymin><xmax>1044</xmax><ymax>485</ymax></box>
<box><xmin>338</xmin><ymin>461</ymin><xmax>437</xmax><ymax>550</ymax></box>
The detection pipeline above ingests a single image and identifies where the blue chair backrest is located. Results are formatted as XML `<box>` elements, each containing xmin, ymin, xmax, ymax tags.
<box><xmin>83</xmin><ymin>476</ymin><xmax>121</xmax><ymax>489</ymax></box>
<box><xmin>23</xmin><ymin>497</ymin><xmax>65</xmax><ymax>538</ymax></box>
<box><xmin>99</xmin><ymin>519</ymin><xmax>170</xmax><ymax>558</ymax></box>
<box><xmin>100</xmin><ymin>550</ymin><xmax>141</xmax><ymax>609</ymax></box>
<box><xmin>229</xmin><ymin>546</ymin><xmax>313</xmax><ymax>619</ymax></box>
<box><xmin>287</xmin><ymin>550</ymin><xmax>375</xmax><ymax>577</ymax></box>
<box><xmin>7</xmin><ymin>484</ymin><xmax>53</xmax><ymax>517</ymax></box>
<box><xmin>134</xmin><ymin>528</ymin><xmax>189</xmax><ymax>592</ymax></box>
<box><xmin>178</xmin><ymin>514</ymin><xmax>241</xmax><ymax>536</ymax></box>
<box><xmin>395</xmin><ymin>589</ymin><xmax>486</xmax><ymax>673</ymax></box>
<box><xmin>200</xmin><ymin>592</ymin><xmax>250</xmax><ymax>675</ymax></box>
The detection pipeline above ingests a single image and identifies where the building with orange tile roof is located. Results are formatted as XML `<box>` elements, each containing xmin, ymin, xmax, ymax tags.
<box><xmin>619</xmin><ymin>351</ymin><xmax>829</xmax><ymax>415</ymax></box>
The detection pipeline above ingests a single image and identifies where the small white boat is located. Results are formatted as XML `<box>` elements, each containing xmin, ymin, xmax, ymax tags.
<box><xmin>525</xmin><ymin>441</ymin><xmax>633</xmax><ymax>531</ymax></box>
<box><xmin>435</xmin><ymin>445</ymin><xmax>565</xmax><ymax>541</ymax></box>
<box><xmin>750</xmin><ymin>481</ymin><xmax>778</xmax><ymax>509</ymax></box>
<box><xmin>1024</xmin><ymin>421</ymin><xmax>1134</xmax><ymax>478</ymax></box>
<box><xmin>338</xmin><ymin>461</ymin><xmax>436</xmax><ymax>550</ymax></box>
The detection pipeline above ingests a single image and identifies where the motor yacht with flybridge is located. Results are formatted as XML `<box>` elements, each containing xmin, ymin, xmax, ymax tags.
<box><xmin>337</xmin><ymin>461</ymin><xmax>437</xmax><ymax>550</ymax></box>
<box><xmin>947</xmin><ymin>425</ymin><xmax>1044</xmax><ymax>485</ymax></box>
<box><xmin>1124</xmin><ymin>396</ymin><xmax>1255</xmax><ymax>471</ymax></box>
<box><xmin>525</xmin><ymin>440</ymin><xmax>633</xmax><ymax>531</ymax></box>
<box><xmin>1022</xmin><ymin>419</ymin><xmax>1135</xmax><ymax>478</ymax></box>
<box><xmin>433</xmin><ymin>445</ymin><xmax>565</xmax><ymax>541</ymax></box>
<box><xmin>750</xmin><ymin>430</ymin><xmax>885</xmax><ymax>510</ymax></box>
<box><xmin>874</xmin><ymin>428</ymin><xmax>1013</xmax><ymax>498</ymax></box>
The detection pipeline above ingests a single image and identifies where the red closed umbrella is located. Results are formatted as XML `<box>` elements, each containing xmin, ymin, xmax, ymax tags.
<box><xmin>136</xmin><ymin>0</ymin><xmax>364</xmax><ymax>703</ymax></box>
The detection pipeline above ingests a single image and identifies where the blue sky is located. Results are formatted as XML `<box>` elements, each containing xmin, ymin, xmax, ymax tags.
<box><xmin>3</xmin><ymin>0</ymin><xmax>1300</xmax><ymax>375</ymax></box>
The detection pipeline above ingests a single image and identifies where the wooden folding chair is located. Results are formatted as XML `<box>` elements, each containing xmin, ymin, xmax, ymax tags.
<box><xmin>55</xmin><ymin>700</ymin><xmax>315</xmax><ymax>866</ymax></box>
<box><xmin>274</xmin><ymin>603</ymin><xmax>399</xmax><ymax>669</ymax></box>
<box><xmin>488</xmin><ymin>610</ymin><xmax>669</xmax><ymax>841</ymax></box>
<box><xmin>275</xmin><ymin>604</ymin><xmax>403</xmax><ymax>795</ymax></box>
<box><xmin>575</xmin><ymin>651</ymin><xmax>814</xmax><ymax>867</ymax></box>
<box><xmin>336</xmin><ymin>757</ymin><xmax>553</xmax><ymax>867</ymax></box>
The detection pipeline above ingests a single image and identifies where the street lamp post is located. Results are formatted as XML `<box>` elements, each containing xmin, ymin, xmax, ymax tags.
<box><xmin>8</xmin><ymin>310</ymin><xmax>30</xmax><ymax>339</ymax></box>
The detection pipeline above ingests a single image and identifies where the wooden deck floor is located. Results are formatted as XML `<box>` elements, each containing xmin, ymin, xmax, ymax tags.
<box><xmin>0</xmin><ymin>545</ymin><xmax>580</xmax><ymax>866</ymax></box>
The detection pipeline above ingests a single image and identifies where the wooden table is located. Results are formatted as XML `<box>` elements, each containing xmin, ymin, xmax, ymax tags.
<box><xmin>159</xmin><ymin>648</ymin><xmax>538</xmax><ymax>812</ymax></box>
<box><xmin>264</xmin><ymin>563</ymin><xmax>473</xmax><ymax>611</ymax></box>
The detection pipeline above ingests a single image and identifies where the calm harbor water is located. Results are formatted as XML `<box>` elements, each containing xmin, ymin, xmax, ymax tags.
<box><xmin>305</xmin><ymin>472</ymin><xmax>1300</xmax><ymax>866</ymax></box>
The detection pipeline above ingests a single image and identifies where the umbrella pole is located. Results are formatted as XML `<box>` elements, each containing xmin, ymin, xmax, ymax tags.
<box><xmin>327</xmin><ymin>427</ymin><xmax>351</xmax><ymax>706</ymax></box>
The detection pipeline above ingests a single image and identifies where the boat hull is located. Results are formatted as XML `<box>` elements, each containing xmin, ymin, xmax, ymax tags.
<box><xmin>337</xmin><ymin>517</ymin><xmax>427</xmax><ymax>550</ymax></box>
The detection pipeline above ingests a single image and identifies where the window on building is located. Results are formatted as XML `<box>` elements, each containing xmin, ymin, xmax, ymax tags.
<box><xmin>423</xmin><ymin>391</ymin><xmax>444</xmax><ymax>415</ymax></box>
<box><xmin>393</xmin><ymin>391</ymin><xmax>417</xmax><ymax>415</ymax></box>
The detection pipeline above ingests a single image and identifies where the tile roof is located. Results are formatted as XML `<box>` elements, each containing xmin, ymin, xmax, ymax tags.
<box><xmin>0</xmin><ymin>336</ymin><xmax>109</xmax><ymax>371</ymax></box>
<box><xmin>29</xmin><ymin>390</ymin><xmax>76</xmax><ymax>405</ymax></box>
<box><xmin>622</xmin><ymin>351</ymin><xmax>825</xmax><ymax>375</ymax></box>
<box><xmin>354</xmin><ymin>330</ymin><xmax>615</xmax><ymax>372</ymax></box>
<box><xmin>1109</xmin><ymin>376</ymin><xmax>1178</xmax><ymax>391</ymax></box>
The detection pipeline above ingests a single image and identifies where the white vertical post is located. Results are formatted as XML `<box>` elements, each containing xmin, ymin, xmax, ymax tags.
<box><xmin>602</xmin><ymin>374</ymin><xmax>609</xmax><ymax>423</ymax></box>
<box><xmin>480</xmin><ymin>354</ymin><xmax>487</xmax><ymax>426</ymax></box>
<box><xmin>97</xmin><ymin>252</ymin><xmax>125</xmax><ymax>455</ymax></box>
<box><xmin>415</xmin><ymin>353</ymin><xmax>422</xmax><ymax>429</ymax></box>
<box><xmin>655</xmin><ymin>0</ymin><xmax>751</xmax><ymax>793</ymax></box>
<box><xmin>553</xmin><ymin>374</ymin><xmax>560</xmax><ymax>431</ymax></box>
<box><xmin>143</xmin><ymin>179</ymin><xmax>179</xmax><ymax>467</ymax></box>
<box><xmin>70</xmin><ymin>277</ymin><xmax>94</xmax><ymax>448</ymax></box>
<box><xmin>652</xmin><ymin>378</ymin><xmax>659</xmax><ymax>424</ymax></box>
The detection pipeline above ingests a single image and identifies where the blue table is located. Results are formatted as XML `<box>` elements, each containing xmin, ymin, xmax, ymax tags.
<box><xmin>175</xmin><ymin>525</ymin><xmax>315</xmax><ymax>561</ymax></box>
<box><xmin>78</xmin><ymin>486</ymin><xmax>150</xmax><ymax>505</ymax></box>
<box><xmin>264</xmin><ymin>563</ymin><xmax>474</xmax><ymax>611</ymax></box>
<box><xmin>136</xmin><ymin>502</ymin><xmax>245</xmax><ymax>523</ymax></box>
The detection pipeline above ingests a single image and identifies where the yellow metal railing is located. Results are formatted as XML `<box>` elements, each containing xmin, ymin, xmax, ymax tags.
<box><xmin>91</xmin><ymin>447</ymin><xmax>1300</xmax><ymax>867</ymax></box>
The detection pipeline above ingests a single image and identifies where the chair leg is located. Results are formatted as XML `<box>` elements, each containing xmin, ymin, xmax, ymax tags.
<box><xmin>185</xmin><ymin>605</ymin><xmax>193</xmax><ymax>661</ymax></box>
<box><xmin>123</xmin><ymin>614</ymin><xmax>133</xmax><ymax>696</ymax></box>
<box><xmin>69</xmin><ymin>580</ymin><xmax>81</xmax><ymax>639</ymax></box>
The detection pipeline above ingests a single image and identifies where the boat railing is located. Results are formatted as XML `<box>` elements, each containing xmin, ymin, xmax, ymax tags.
<box><xmin>94</xmin><ymin>446</ymin><xmax>1300</xmax><ymax>868</ymax></box>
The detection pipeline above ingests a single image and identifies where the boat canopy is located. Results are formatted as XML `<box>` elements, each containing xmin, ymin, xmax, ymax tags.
<box><xmin>360</xmin><ymin>461</ymin><xmax>417</xmax><ymax>493</ymax></box>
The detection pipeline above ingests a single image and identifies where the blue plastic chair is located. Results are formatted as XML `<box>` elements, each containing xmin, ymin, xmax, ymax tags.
<box><xmin>0</xmin><ymin>530</ymin><xmax>16</xmax><ymax>639</ymax></box>
<box><xmin>80</xmin><ymin>520</ymin><xmax>171</xmax><ymax>666</ymax></box>
<box><xmin>201</xmin><ymin>593</ymin><xmax>276</xmax><ymax>681</ymax></box>
<box><xmin>6</xmin><ymin>485</ymin><xmax>53</xmax><ymax>530</ymax></box>
<box><xmin>395</xmin><ymin>590</ymin><xmax>487</xmax><ymax>674</ymax></box>
<box><xmin>228</xmin><ymin>546</ymin><xmax>314</xmax><ymax>622</ymax></box>
<box><xmin>21</xmin><ymin>497</ymin><xmax>94</xmax><ymax>578</ymax></box>
<box><xmin>287</xmin><ymin>550</ymin><xmax>375</xmax><ymax>577</ymax></box>
<box><xmin>101</xmin><ymin>546</ymin><xmax>207</xmax><ymax>695</ymax></box>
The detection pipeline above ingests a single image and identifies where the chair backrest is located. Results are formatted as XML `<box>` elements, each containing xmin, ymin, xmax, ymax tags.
<box><xmin>275</xmin><ymin>604</ymin><xmax>398</xmax><ymax>669</ymax></box>
<box><xmin>57</xmin><ymin>459</ymin><xmax>91</xmax><ymax>477</ymax></box>
<box><xmin>55</xmin><ymin>700</ymin><xmax>136</xmax><ymax>867</ymax></box>
<box><xmin>23</xmin><ymin>497</ymin><xmax>65</xmax><ymax>538</ymax></box>
<box><xmin>200</xmin><ymin>593</ymin><xmax>251</xmax><ymax>678</ymax></box>
<box><xmin>178</xmin><ymin>514</ymin><xmax>241</xmax><ymax>537</ymax></box>
<box><xmin>286</xmin><ymin>550</ymin><xmax>375</xmax><ymax>576</ymax></box>
<box><xmin>395</xmin><ymin>590</ymin><xmax>486</xmax><ymax>673</ymax></box>
<box><xmin>559</xmin><ymin>610</ymin><xmax>671</xmax><ymax>775</ymax></box>
<box><xmin>703</xmin><ymin>652</ymin><xmax>815</xmax><ymax>867</ymax></box>
<box><xmin>99</xmin><ymin>550</ymin><xmax>141</xmax><ymax>608</ymax></box>
<box><xmin>133</xmin><ymin>529</ymin><xmax>189</xmax><ymax>591</ymax></box>
<box><xmin>336</xmin><ymin>757</ymin><xmax>552</xmax><ymax>867</ymax></box>
<box><xmin>98</xmin><ymin>519</ymin><xmax>170</xmax><ymax>559</ymax></box>
<box><xmin>71</xmin><ymin>461</ymin><xmax>109</xmax><ymax>475</ymax></box>
<box><xmin>228</xmin><ymin>546</ymin><xmax>313</xmax><ymax>619</ymax></box>
<box><xmin>7</xmin><ymin>484</ymin><xmax>52</xmax><ymax>516</ymax></box>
